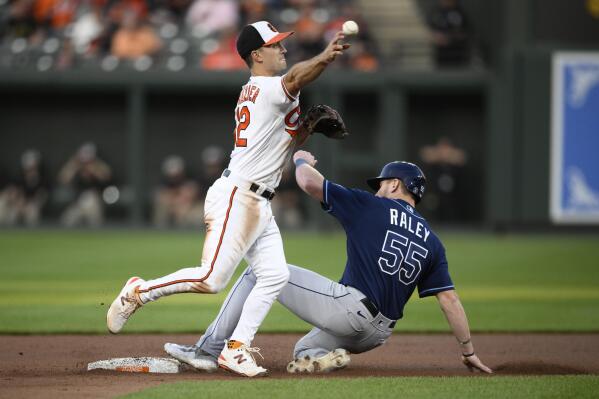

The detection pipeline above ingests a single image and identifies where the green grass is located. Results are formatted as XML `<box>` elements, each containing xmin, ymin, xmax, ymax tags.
<box><xmin>1</xmin><ymin>230</ymin><xmax>599</xmax><ymax>333</ymax></box>
<box><xmin>122</xmin><ymin>376</ymin><xmax>599</xmax><ymax>399</ymax></box>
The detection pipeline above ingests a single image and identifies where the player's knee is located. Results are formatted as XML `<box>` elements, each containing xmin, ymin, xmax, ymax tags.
<box><xmin>191</xmin><ymin>275</ymin><xmax>229</xmax><ymax>294</ymax></box>
<box><xmin>242</xmin><ymin>266</ymin><xmax>258</xmax><ymax>284</ymax></box>
<box><xmin>252</xmin><ymin>265</ymin><xmax>289</xmax><ymax>291</ymax></box>
<box><xmin>206</xmin><ymin>279</ymin><xmax>227</xmax><ymax>293</ymax></box>
<box><xmin>272</xmin><ymin>266</ymin><xmax>290</xmax><ymax>288</ymax></box>
<box><xmin>189</xmin><ymin>281</ymin><xmax>219</xmax><ymax>294</ymax></box>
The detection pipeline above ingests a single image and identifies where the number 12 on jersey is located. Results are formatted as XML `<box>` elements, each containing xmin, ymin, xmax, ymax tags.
<box><xmin>378</xmin><ymin>230</ymin><xmax>428</xmax><ymax>285</ymax></box>
<box><xmin>234</xmin><ymin>106</ymin><xmax>250</xmax><ymax>147</ymax></box>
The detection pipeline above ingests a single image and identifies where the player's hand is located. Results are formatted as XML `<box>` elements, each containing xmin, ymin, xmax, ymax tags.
<box><xmin>320</xmin><ymin>31</ymin><xmax>350</xmax><ymax>64</ymax></box>
<box><xmin>461</xmin><ymin>354</ymin><xmax>493</xmax><ymax>374</ymax></box>
<box><xmin>293</xmin><ymin>150</ymin><xmax>318</xmax><ymax>167</ymax></box>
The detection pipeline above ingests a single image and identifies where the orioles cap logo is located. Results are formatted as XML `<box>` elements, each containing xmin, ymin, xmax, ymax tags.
<box><xmin>266</xmin><ymin>22</ymin><xmax>278</xmax><ymax>33</ymax></box>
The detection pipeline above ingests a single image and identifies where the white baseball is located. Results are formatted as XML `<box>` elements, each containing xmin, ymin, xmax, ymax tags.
<box><xmin>342</xmin><ymin>20</ymin><xmax>359</xmax><ymax>36</ymax></box>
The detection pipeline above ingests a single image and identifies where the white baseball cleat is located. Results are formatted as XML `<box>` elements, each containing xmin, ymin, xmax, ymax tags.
<box><xmin>164</xmin><ymin>343</ymin><xmax>218</xmax><ymax>372</ymax></box>
<box><xmin>106</xmin><ymin>276</ymin><xmax>145</xmax><ymax>334</ymax></box>
<box><xmin>286</xmin><ymin>348</ymin><xmax>350</xmax><ymax>373</ymax></box>
<box><xmin>217</xmin><ymin>340</ymin><xmax>268</xmax><ymax>377</ymax></box>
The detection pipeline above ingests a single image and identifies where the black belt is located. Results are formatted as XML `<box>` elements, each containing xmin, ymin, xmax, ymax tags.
<box><xmin>360</xmin><ymin>297</ymin><xmax>379</xmax><ymax>317</ymax></box>
<box><xmin>250</xmin><ymin>183</ymin><xmax>275</xmax><ymax>200</ymax></box>
<box><xmin>360</xmin><ymin>297</ymin><xmax>396</xmax><ymax>329</ymax></box>
<box><xmin>223</xmin><ymin>169</ymin><xmax>275</xmax><ymax>200</ymax></box>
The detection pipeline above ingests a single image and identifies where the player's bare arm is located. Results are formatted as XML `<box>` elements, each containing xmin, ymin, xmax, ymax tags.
<box><xmin>283</xmin><ymin>32</ymin><xmax>350</xmax><ymax>96</ymax></box>
<box><xmin>293</xmin><ymin>150</ymin><xmax>324</xmax><ymax>202</ymax></box>
<box><xmin>436</xmin><ymin>290</ymin><xmax>493</xmax><ymax>373</ymax></box>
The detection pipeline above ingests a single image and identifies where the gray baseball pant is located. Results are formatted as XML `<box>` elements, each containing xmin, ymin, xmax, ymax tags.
<box><xmin>196</xmin><ymin>264</ymin><xmax>395</xmax><ymax>359</ymax></box>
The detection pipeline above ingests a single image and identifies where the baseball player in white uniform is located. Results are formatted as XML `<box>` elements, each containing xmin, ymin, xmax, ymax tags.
<box><xmin>107</xmin><ymin>21</ymin><xmax>350</xmax><ymax>377</ymax></box>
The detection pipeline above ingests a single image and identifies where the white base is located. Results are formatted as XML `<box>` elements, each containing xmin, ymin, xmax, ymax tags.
<box><xmin>87</xmin><ymin>357</ymin><xmax>182</xmax><ymax>373</ymax></box>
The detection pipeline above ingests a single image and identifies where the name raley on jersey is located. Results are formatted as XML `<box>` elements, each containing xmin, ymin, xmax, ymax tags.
<box><xmin>389</xmin><ymin>206</ymin><xmax>431</xmax><ymax>242</ymax></box>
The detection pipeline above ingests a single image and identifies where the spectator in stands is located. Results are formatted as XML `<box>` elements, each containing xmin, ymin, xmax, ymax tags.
<box><xmin>69</xmin><ymin>3</ymin><xmax>105</xmax><ymax>55</ymax></box>
<box><xmin>152</xmin><ymin>155</ymin><xmax>204</xmax><ymax>228</ymax></box>
<box><xmin>106</xmin><ymin>0</ymin><xmax>149</xmax><ymax>23</ymax></box>
<box><xmin>32</xmin><ymin>0</ymin><xmax>78</xmax><ymax>33</ymax></box>
<box><xmin>419</xmin><ymin>136</ymin><xmax>467</xmax><ymax>221</ymax></box>
<box><xmin>201</xmin><ymin>28</ymin><xmax>246</xmax><ymax>70</ymax></box>
<box><xmin>111</xmin><ymin>8</ymin><xmax>162</xmax><ymax>60</ymax></box>
<box><xmin>0</xmin><ymin>149</ymin><xmax>48</xmax><ymax>226</ymax></box>
<box><xmin>2</xmin><ymin>0</ymin><xmax>37</xmax><ymax>39</ymax></box>
<box><xmin>238</xmin><ymin>0</ymin><xmax>267</xmax><ymax>26</ymax></box>
<box><xmin>427</xmin><ymin>0</ymin><xmax>471</xmax><ymax>67</ymax></box>
<box><xmin>324</xmin><ymin>3</ymin><xmax>378</xmax><ymax>71</ymax></box>
<box><xmin>291</xmin><ymin>3</ymin><xmax>326</xmax><ymax>62</ymax></box>
<box><xmin>1</xmin><ymin>0</ymin><xmax>379</xmax><ymax>72</ymax></box>
<box><xmin>348</xmin><ymin>41</ymin><xmax>378</xmax><ymax>71</ymax></box>
<box><xmin>0</xmin><ymin>186</ymin><xmax>21</xmax><ymax>226</ymax></box>
<box><xmin>150</xmin><ymin>0</ymin><xmax>193</xmax><ymax>23</ymax></box>
<box><xmin>185</xmin><ymin>0</ymin><xmax>239</xmax><ymax>36</ymax></box>
<box><xmin>58</xmin><ymin>142</ymin><xmax>111</xmax><ymax>227</ymax></box>
<box><xmin>94</xmin><ymin>0</ymin><xmax>147</xmax><ymax>55</ymax></box>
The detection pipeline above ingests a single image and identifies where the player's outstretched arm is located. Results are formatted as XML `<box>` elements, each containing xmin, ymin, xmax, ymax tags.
<box><xmin>283</xmin><ymin>32</ymin><xmax>350</xmax><ymax>97</ymax></box>
<box><xmin>293</xmin><ymin>150</ymin><xmax>324</xmax><ymax>202</ymax></box>
<box><xmin>436</xmin><ymin>290</ymin><xmax>493</xmax><ymax>374</ymax></box>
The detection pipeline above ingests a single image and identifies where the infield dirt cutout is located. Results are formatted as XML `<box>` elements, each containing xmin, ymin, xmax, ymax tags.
<box><xmin>1</xmin><ymin>334</ymin><xmax>598</xmax><ymax>398</ymax></box>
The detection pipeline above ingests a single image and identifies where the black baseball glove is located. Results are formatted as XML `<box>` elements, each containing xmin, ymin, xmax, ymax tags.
<box><xmin>301</xmin><ymin>104</ymin><xmax>349</xmax><ymax>140</ymax></box>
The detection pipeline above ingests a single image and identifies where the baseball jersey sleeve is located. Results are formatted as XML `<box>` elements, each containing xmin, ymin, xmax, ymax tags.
<box><xmin>417</xmin><ymin>242</ymin><xmax>455</xmax><ymax>298</ymax></box>
<box><xmin>321</xmin><ymin>180</ymin><xmax>372</xmax><ymax>227</ymax></box>
<box><xmin>264</xmin><ymin>75</ymin><xmax>298</xmax><ymax>110</ymax></box>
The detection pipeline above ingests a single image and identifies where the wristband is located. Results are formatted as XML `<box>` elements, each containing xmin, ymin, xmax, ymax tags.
<box><xmin>294</xmin><ymin>159</ymin><xmax>309</xmax><ymax>168</ymax></box>
<box><xmin>462</xmin><ymin>352</ymin><xmax>475</xmax><ymax>358</ymax></box>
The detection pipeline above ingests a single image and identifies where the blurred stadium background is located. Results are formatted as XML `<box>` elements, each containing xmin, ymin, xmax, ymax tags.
<box><xmin>0</xmin><ymin>0</ymin><xmax>598</xmax><ymax>230</ymax></box>
<box><xmin>1</xmin><ymin>2</ymin><xmax>599</xmax><ymax>397</ymax></box>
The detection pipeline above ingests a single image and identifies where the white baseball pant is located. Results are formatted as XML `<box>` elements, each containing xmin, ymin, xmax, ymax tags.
<box><xmin>136</xmin><ymin>175</ymin><xmax>289</xmax><ymax>345</ymax></box>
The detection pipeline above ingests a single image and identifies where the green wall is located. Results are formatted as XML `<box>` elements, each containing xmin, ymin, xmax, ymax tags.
<box><xmin>0</xmin><ymin>52</ymin><xmax>583</xmax><ymax>227</ymax></box>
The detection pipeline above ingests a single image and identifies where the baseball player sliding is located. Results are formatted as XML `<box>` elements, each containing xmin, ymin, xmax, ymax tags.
<box><xmin>164</xmin><ymin>151</ymin><xmax>493</xmax><ymax>375</ymax></box>
<box><xmin>106</xmin><ymin>22</ymin><xmax>350</xmax><ymax>377</ymax></box>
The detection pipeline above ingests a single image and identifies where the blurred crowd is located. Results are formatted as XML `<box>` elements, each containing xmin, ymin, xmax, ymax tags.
<box><xmin>0</xmin><ymin>0</ymin><xmax>476</xmax><ymax>226</ymax></box>
<box><xmin>426</xmin><ymin>0</ymin><xmax>471</xmax><ymax>68</ymax></box>
<box><xmin>0</xmin><ymin>143</ymin><xmax>306</xmax><ymax>228</ymax></box>
<box><xmin>0</xmin><ymin>143</ymin><xmax>114</xmax><ymax>227</ymax></box>
<box><xmin>418</xmin><ymin>136</ymin><xmax>468</xmax><ymax>221</ymax></box>
<box><xmin>0</xmin><ymin>0</ymin><xmax>380</xmax><ymax>71</ymax></box>
<box><xmin>0</xmin><ymin>136</ymin><xmax>476</xmax><ymax>227</ymax></box>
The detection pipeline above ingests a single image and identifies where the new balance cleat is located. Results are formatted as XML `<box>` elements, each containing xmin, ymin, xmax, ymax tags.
<box><xmin>218</xmin><ymin>340</ymin><xmax>268</xmax><ymax>377</ymax></box>
<box><xmin>287</xmin><ymin>348</ymin><xmax>350</xmax><ymax>373</ymax></box>
<box><xmin>164</xmin><ymin>343</ymin><xmax>218</xmax><ymax>372</ymax></box>
<box><xmin>106</xmin><ymin>276</ymin><xmax>145</xmax><ymax>334</ymax></box>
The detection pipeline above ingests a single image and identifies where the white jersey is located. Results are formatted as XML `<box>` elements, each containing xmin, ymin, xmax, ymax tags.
<box><xmin>227</xmin><ymin>75</ymin><xmax>301</xmax><ymax>189</ymax></box>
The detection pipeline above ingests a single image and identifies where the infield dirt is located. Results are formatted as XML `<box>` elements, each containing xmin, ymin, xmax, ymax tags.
<box><xmin>1</xmin><ymin>334</ymin><xmax>598</xmax><ymax>398</ymax></box>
